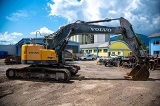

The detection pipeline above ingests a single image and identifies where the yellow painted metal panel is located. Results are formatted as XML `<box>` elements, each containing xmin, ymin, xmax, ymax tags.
<box><xmin>25</xmin><ymin>44</ymin><xmax>44</xmax><ymax>60</ymax></box>
<box><xmin>21</xmin><ymin>44</ymin><xmax>58</xmax><ymax>61</ymax></box>
<box><xmin>21</xmin><ymin>44</ymin><xmax>27</xmax><ymax>60</ymax></box>
<box><xmin>21</xmin><ymin>44</ymin><xmax>43</xmax><ymax>60</ymax></box>
<box><xmin>41</xmin><ymin>49</ymin><xmax>58</xmax><ymax>61</ymax></box>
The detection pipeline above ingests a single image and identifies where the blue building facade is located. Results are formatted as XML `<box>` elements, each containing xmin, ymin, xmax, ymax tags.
<box><xmin>148</xmin><ymin>33</ymin><xmax>160</xmax><ymax>56</ymax></box>
<box><xmin>16</xmin><ymin>38</ymin><xmax>80</xmax><ymax>56</ymax></box>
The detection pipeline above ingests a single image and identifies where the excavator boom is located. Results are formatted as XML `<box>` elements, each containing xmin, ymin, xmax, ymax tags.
<box><xmin>48</xmin><ymin>18</ymin><xmax>142</xmax><ymax>61</ymax></box>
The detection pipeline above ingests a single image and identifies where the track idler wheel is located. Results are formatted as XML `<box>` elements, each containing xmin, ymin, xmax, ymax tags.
<box><xmin>6</xmin><ymin>68</ymin><xmax>16</xmax><ymax>79</ymax></box>
<box><xmin>124</xmin><ymin>64</ymin><xmax>150</xmax><ymax>81</ymax></box>
<box><xmin>56</xmin><ymin>69</ymin><xmax>71</xmax><ymax>82</ymax></box>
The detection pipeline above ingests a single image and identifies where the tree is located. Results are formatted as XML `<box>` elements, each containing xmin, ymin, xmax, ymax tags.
<box><xmin>116</xmin><ymin>35</ymin><xmax>123</xmax><ymax>41</ymax></box>
<box><xmin>136</xmin><ymin>35</ymin><xmax>149</xmax><ymax>53</ymax></box>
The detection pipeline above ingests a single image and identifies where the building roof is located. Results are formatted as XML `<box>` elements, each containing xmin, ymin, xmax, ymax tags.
<box><xmin>148</xmin><ymin>33</ymin><xmax>160</xmax><ymax>38</ymax></box>
<box><xmin>16</xmin><ymin>38</ymin><xmax>79</xmax><ymax>45</ymax></box>
<box><xmin>80</xmin><ymin>42</ymin><xmax>112</xmax><ymax>49</ymax></box>
<box><xmin>15</xmin><ymin>37</ymin><xmax>44</xmax><ymax>45</ymax></box>
<box><xmin>80</xmin><ymin>43</ymin><xmax>102</xmax><ymax>49</ymax></box>
<box><xmin>98</xmin><ymin>42</ymin><xmax>110</xmax><ymax>47</ymax></box>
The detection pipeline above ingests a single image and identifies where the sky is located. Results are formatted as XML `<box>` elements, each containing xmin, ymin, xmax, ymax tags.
<box><xmin>0</xmin><ymin>0</ymin><xmax>160</xmax><ymax>45</ymax></box>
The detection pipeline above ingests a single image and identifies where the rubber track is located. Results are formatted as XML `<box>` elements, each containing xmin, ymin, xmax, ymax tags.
<box><xmin>6</xmin><ymin>67</ymin><xmax>71</xmax><ymax>83</ymax></box>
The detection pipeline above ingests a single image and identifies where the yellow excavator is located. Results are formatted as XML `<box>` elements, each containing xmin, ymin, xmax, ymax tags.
<box><xmin>6</xmin><ymin>17</ymin><xmax>150</xmax><ymax>82</ymax></box>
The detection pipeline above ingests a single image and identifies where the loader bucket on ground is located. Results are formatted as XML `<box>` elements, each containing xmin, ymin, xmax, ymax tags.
<box><xmin>124</xmin><ymin>64</ymin><xmax>150</xmax><ymax>81</ymax></box>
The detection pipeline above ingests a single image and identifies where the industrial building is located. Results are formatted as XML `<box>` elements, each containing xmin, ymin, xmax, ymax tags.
<box><xmin>0</xmin><ymin>45</ymin><xmax>16</xmax><ymax>57</ymax></box>
<box><xmin>148</xmin><ymin>33</ymin><xmax>160</xmax><ymax>56</ymax></box>
<box><xmin>0</xmin><ymin>38</ymin><xmax>80</xmax><ymax>57</ymax></box>
<box><xmin>0</xmin><ymin>33</ymin><xmax>110</xmax><ymax>58</ymax></box>
<box><xmin>80</xmin><ymin>40</ymin><xmax>131</xmax><ymax>57</ymax></box>
<box><xmin>70</xmin><ymin>34</ymin><xmax>110</xmax><ymax>44</ymax></box>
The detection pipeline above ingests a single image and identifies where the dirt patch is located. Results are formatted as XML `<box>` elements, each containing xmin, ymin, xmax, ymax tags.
<box><xmin>0</xmin><ymin>60</ymin><xmax>160</xmax><ymax>106</ymax></box>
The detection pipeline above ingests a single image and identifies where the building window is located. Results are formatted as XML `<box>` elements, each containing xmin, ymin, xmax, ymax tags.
<box><xmin>111</xmin><ymin>52</ymin><xmax>115</xmax><ymax>55</ymax></box>
<box><xmin>103</xmin><ymin>49</ymin><xmax>108</xmax><ymax>52</ymax></box>
<box><xmin>153</xmin><ymin>40</ymin><xmax>160</xmax><ymax>45</ymax></box>
<box><xmin>153</xmin><ymin>51</ymin><xmax>160</xmax><ymax>56</ymax></box>
<box><xmin>91</xmin><ymin>34</ymin><xmax>94</xmax><ymax>43</ymax></box>
<box><xmin>85</xmin><ymin>50</ymin><xmax>88</xmax><ymax>53</ymax></box>
<box><xmin>118</xmin><ymin>52</ymin><xmax>121</xmax><ymax>55</ymax></box>
<box><xmin>98</xmin><ymin>49</ymin><xmax>102</xmax><ymax>53</ymax></box>
<box><xmin>94</xmin><ymin>49</ymin><xmax>97</xmax><ymax>53</ymax></box>
<box><xmin>88</xmin><ymin>50</ymin><xmax>92</xmax><ymax>53</ymax></box>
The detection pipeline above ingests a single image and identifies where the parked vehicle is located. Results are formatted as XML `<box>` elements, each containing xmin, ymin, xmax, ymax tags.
<box><xmin>110</xmin><ymin>54</ymin><xmax>118</xmax><ymax>58</ymax></box>
<box><xmin>80</xmin><ymin>54</ymin><xmax>97</xmax><ymax>61</ymax></box>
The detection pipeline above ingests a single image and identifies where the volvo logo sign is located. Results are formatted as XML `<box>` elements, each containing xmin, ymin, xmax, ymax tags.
<box><xmin>90</xmin><ymin>28</ymin><xmax>112</xmax><ymax>32</ymax></box>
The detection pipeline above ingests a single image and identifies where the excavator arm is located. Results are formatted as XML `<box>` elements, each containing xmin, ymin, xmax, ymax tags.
<box><xmin>47</xmin><ymin>17</ymin><xmax>142</xmax><ymax>63</ymax></box>
<box><xmin>45</xmin><ymin>17</ymin><xmax>149</xmax><ymax>81</ymax></box>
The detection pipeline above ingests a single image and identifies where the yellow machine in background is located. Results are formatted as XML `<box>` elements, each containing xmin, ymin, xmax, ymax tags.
<box><xmin>21</xmin><ymin>43</ymin><xmax>58</xmax><ymax>64</ymax></box>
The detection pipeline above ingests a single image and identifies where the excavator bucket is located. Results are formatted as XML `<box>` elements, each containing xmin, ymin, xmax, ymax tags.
<box><xmin>124</xmin><ymin>64</ymin><xmax>150</xmax><ymax>81</ymax></box>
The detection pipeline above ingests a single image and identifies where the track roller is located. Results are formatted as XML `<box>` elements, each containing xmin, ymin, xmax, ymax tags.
<box><xmin>6</xmin><ymin>69</ymin><xmax>16</xmax><ymax>79</ymax></box>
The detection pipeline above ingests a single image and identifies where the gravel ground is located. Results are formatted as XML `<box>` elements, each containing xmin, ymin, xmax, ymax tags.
<box><xmin>0</xmin><ymin>59</ymin><xmax>160</xmax><ymax>106</ymax></box>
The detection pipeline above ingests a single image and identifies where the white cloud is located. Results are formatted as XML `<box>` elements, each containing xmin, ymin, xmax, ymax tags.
<box><xmin>48</xmin><ymin>0</ymin><xmax>82</xmax><ymax>22</ymax></box>
<box><xmin>11</xmin><ymin>32</ymin><xmax>23</xmax><ymax>36</ymax></box>
<box><xmin>109</xmin><ymin>10</ymin><xmax>117</xmax><ymax>15</ymax></box>
<box><xmin>152</xmin><ymin>16</ymin><xmax>160</xmax><ymax>28</ymax></box>
<box><xmin>0</xmin><ymin>32</ymin><xmax>23</xmax><ymax>45</ymax></box>
<box><xmin>48</xmin><ymin>0</ymin><xmax>160</xmax><ymax>35</ymax></box>
<box><xmin>30</xmin><ymin>27</ymin><xmax>54</xmax><ymax>36</ymax></box>
<box><xmin>6</xmin><ymin>10</ymin><xmax>29</xmax><ymax>21</ymax></box>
